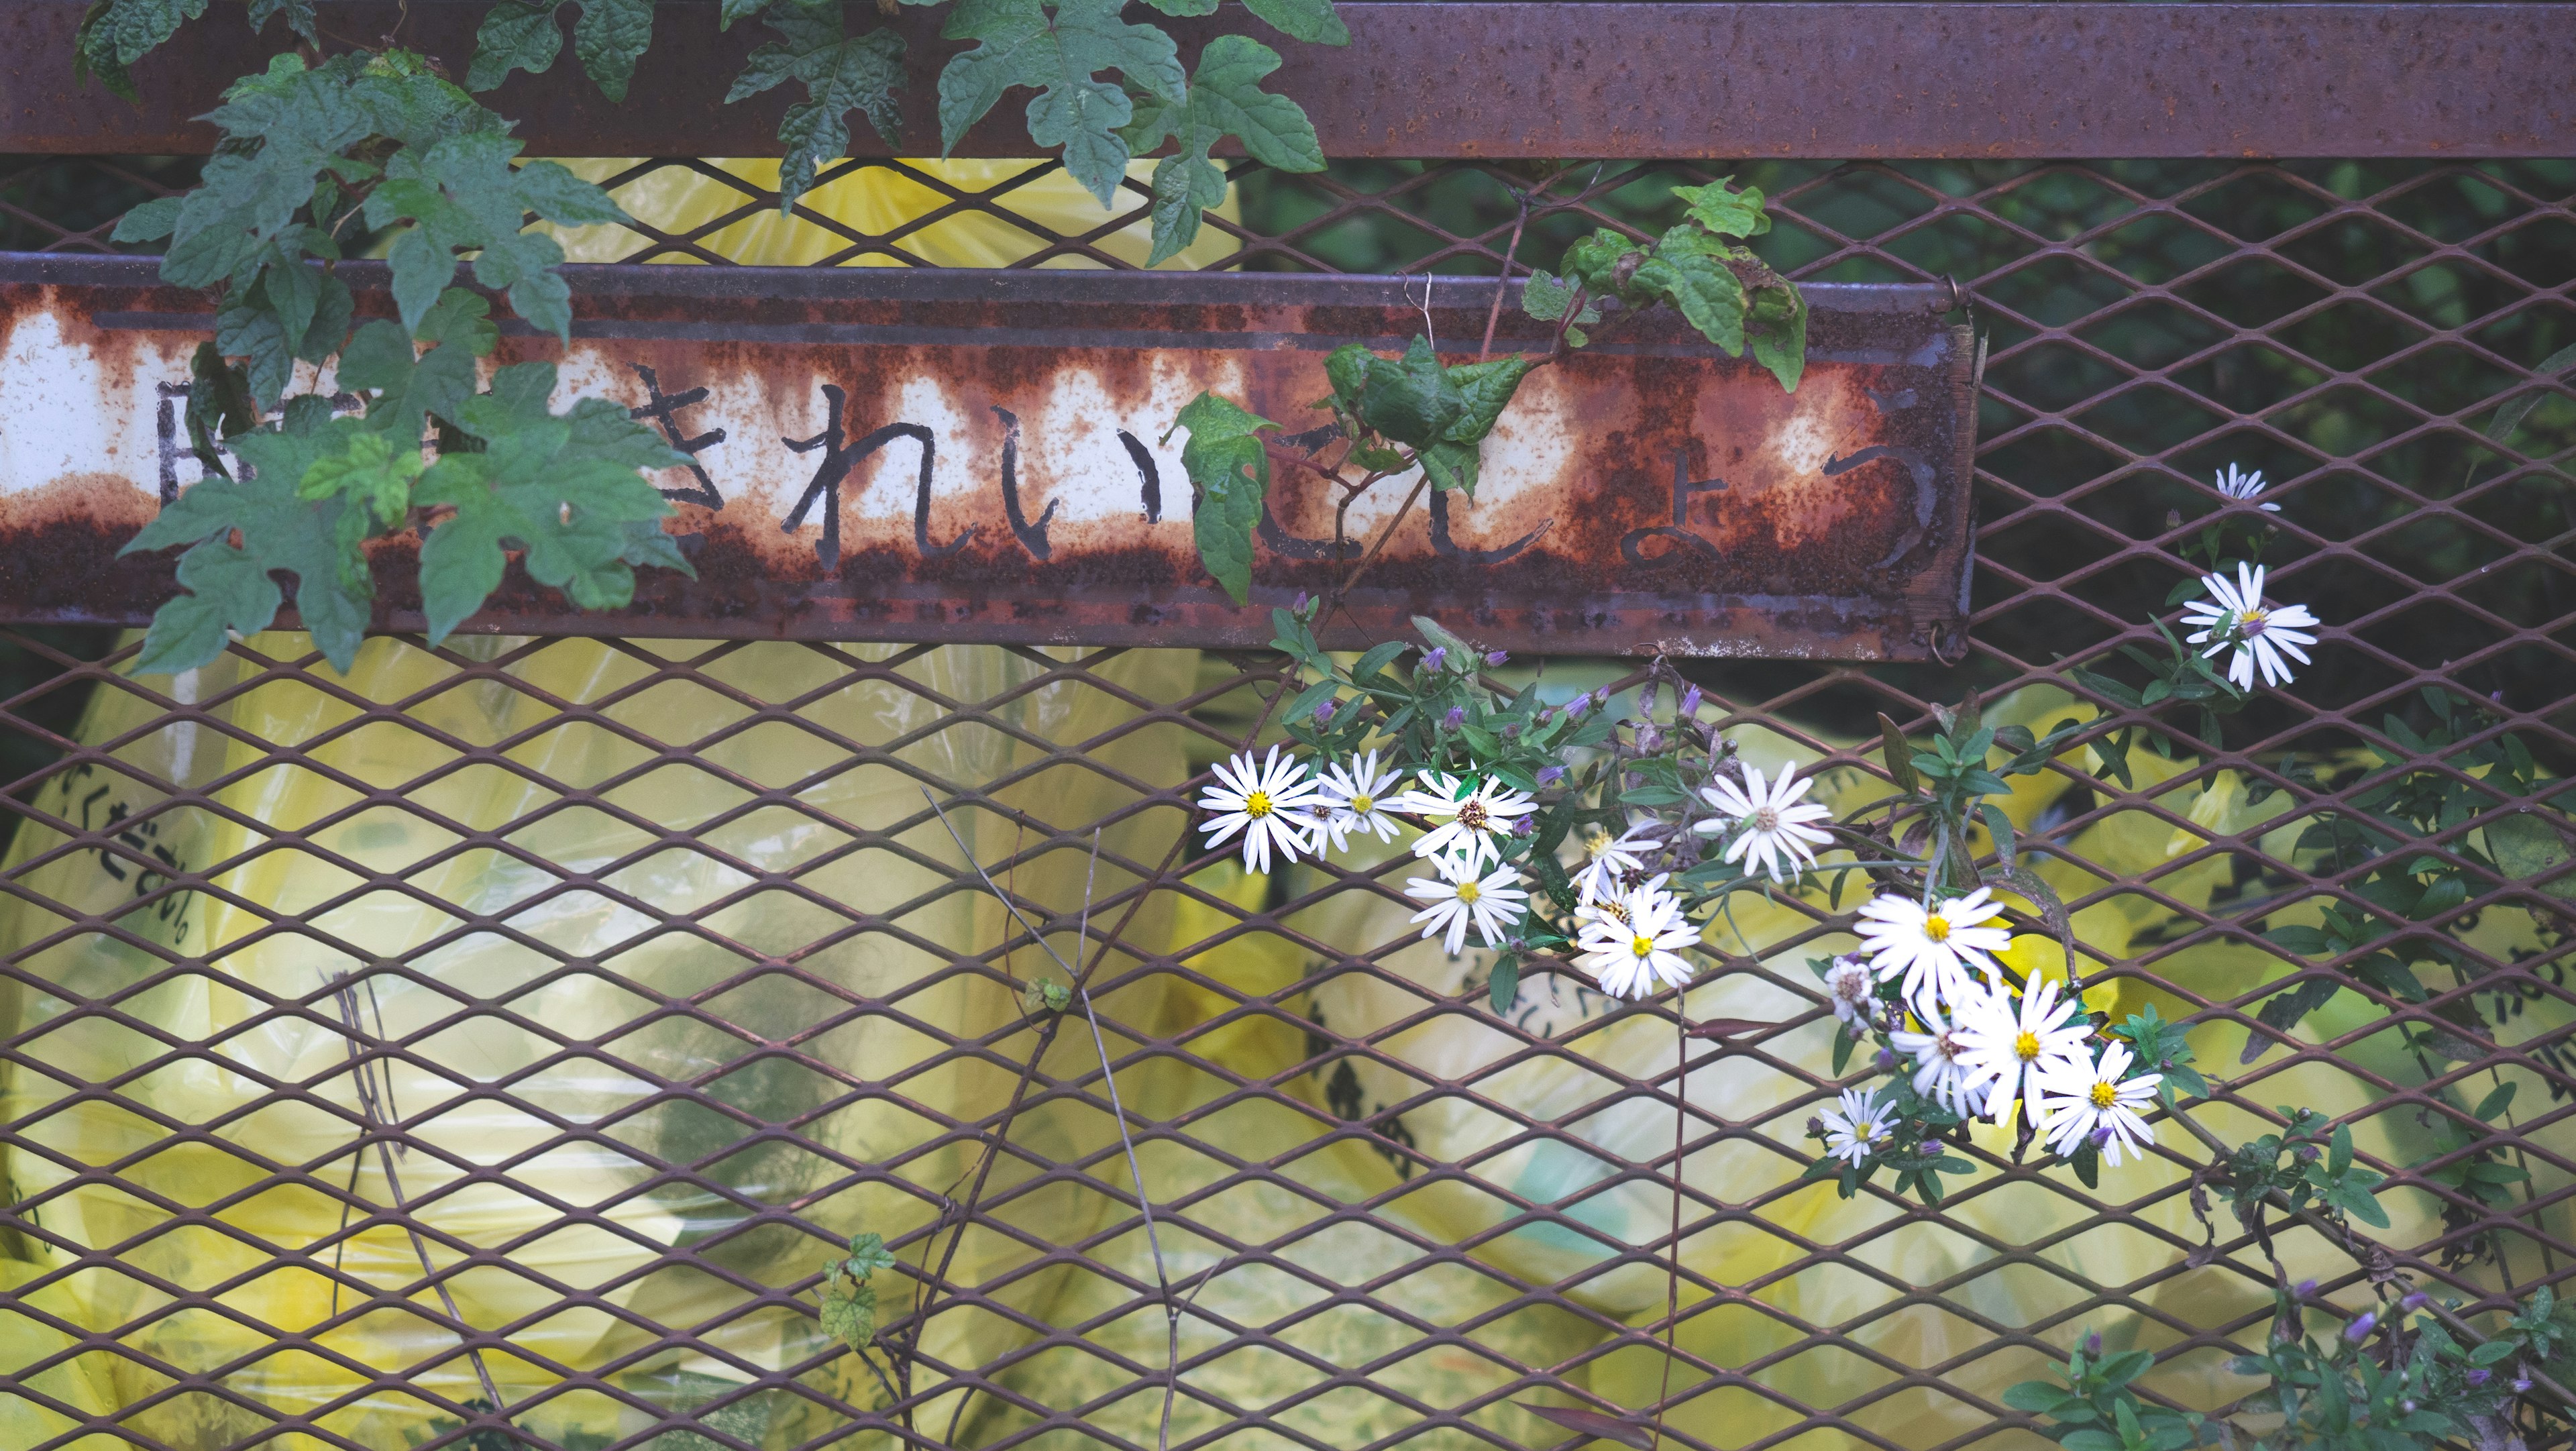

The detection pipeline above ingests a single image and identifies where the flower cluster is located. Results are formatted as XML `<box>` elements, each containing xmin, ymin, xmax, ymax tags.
<box><xmin>1821</xmin><ymin>887</ymin><xmax>2163</xmax><ymax>1173</ymax></box>
<box><xmin>1195</xmin><ymin>717</ymin><xmax>1833</xmax><ymax>1004</ymax></box>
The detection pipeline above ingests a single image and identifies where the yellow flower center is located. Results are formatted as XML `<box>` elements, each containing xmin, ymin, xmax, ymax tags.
<box><xmin>1598</xmin><ymin>899</ymin><xmax>1631</xmax><ymax>927</ymax></box>
<box><xmin>1458</xmin><ymin>800</ymin><xmax>1490</xmax><ymax>831</ymax></box>
<box><xmin>2015</xmin><ymin>1030</ymin><xmax>2041</xmax><ymax>1062</ymax></box>
<box><xmin>2243</xmin><ymin>606</ymin><xmax>2270</xmax><ymax>634</ymax></box>
<box><xmin>1245</xmin><ymin>790</ymin><xmax>1273</xmax><ymax>818</ymax></box>
<box><xmin>1751</xmin><ymin>806</ymin><xmax>1780</xmax><ymax>832</ymax></box>
<box><xmin>1349</xmin><ymin>794</ymin><xmax>1373</xmax><ymax>815</ymax></box>
<box><xmin>1631</xmin><ymin>935</ymin><xmax>1655</xmax><ymax>958</ymax></box>
<box><xmin>1923</xmin><ymin>914</ymin><xmax>1951</xmax><ymax>943</ymax></box>
<box><xmin>1456</xmin><ymin>881</ymin><xmax>1481</xmax><ymax>905</ymax></box>
<box><xmin>2089</xmin><ymin>1081</ymin><xmax>2118</xmax><ymax>1108</ymax></box>
<box><xmin>1584</xmin><ymin>829</ymin><xmax>1613</xmax><ymax>859</ymax></box>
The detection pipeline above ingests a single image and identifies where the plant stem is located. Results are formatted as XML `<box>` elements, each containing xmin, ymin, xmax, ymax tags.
<box><xmin>1479</xmin><ymin>186</ymin><xmax>1536</xmax><ymax>362</ymax></box>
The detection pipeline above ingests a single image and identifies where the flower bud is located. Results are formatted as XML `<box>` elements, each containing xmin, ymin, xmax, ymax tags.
<box><xmin>1423</xmin><ymin>646</ymin><xmax>1448</xmax><ymax>671</ymax></box>
<box><xmin>2466</xmin><ymin>1368</ymin><xmax>2491</xmax><ymax>1389</ymax></box>
<box><xmin>2513</xmin><ymin>1377</ymin><xmax>2532</xmax><ymax>1394</ymax></box>
<box><xmin>1442</xmin><ymin>705</ymin><xmax>1466</xmax><ymax>730</ymax></box>
<box><xmin>1593</xmin><ymin>687</ymin><xmax>1612</xmax><ymax>711</ymax></box>
<box><xmin>1485</xmin><ymin>649</ymin><xmax>1509</xmax><ymax>667</ymax></box>
<box><xmin>1511</xmin><ymin>815</ymin><xmax>1536</xmax><ymax>837</ymax></box>
<box><xmin>1293</xmin><ymin>591</ymin><xmax>1311</xmax><ymax>613</ymax></box>
<box><xmin>2400</xmin><ymin>1291</ymin><xmax>2427</xmax><ymax>1313</ymax></box>
<box><xmin>2293</xmin><ymin>1279</ymin><xmax>2318</xmax><ymax>1300</ymax></box>
<box><xmin>1535</xmin><ymin>706</ymin><xmax>1556</xmax><ymax>727</ymax></box>
<box><xmin>2343</xmin><ymin>1311</ymin><xmax>2377</xmax><ymax>1343</ymax></box>
<box><xmin>1680</xmin><ymin>684</ymin><xmax>1703</xmax><ymax>717</ymax></box>
<box><xmin>1874</xmin><ymin>1047</ymin><xmax>1899</xmax><ymax>1072</ymax></box>
<box><xmin>2083</xmin><ymin>1332</ymin><xmax>2103</xmax><ymax>1357</ymax></box>
<box><xmin>1500</xmin><ymin>721</ymin><xmax>1521</xmax><ymax>739</ymax></box>
<box><xmin>1807</xmin><ymin>1116</ymin><xmax>1826</xmax><ymax>1139</ymax></box>
<box><xmin>1314</xmin><ymin>696</ymin><xmax>1336</xmax><ymax>724</ymax></box>
<box><xmin>1536</xmin><ymin>765</ymin><xmax>1566</xmax><ymax>787</ymax></box>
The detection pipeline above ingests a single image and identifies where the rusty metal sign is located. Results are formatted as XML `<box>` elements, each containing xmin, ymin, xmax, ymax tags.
<box><xmin>0</xmin><ymin>255</ymin><xmax>1975</xmax><ymax>658</ymax></box>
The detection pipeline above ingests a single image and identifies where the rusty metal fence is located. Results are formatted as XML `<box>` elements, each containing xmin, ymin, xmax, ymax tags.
<box><xmin>1</xmin><ymin>7</ymin><xmax>2573</xmax><ymax>1450</ymax></box>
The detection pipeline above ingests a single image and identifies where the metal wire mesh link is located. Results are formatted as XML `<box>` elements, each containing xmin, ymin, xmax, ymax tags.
<box><xmin>0</xmin><ymin>146</ymin><xmax>2571</xmax><ymax>1451</ymax></box>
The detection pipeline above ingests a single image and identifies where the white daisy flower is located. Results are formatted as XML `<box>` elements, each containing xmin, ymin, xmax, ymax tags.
<box><xmin>1311</xmin><ymin>749</ymin><xmax>1403</xmax><ymax>855</ymax></box>
<box><xmin>1950</xmin><ymin>975</ymin><xmax>2094</xmax><ymax>1130</ymax></box>
<box><xmin>2214</xmin><ymin>462</ymin><xmax>2281</xmax><ymax>512</ymax></box>
<box><xmin>1573</xmin><ymin>881</ymin><xmax>1698</xmax><ymax>1000</ymax></box>
<box><xmin>1856</xmin><ymin>887</ymin><xmax>2012</xmax><ymax>1013</ymax></box>
<box><xmin>1821</xmin><ymin>954</ymin><xmax>1875</xmax><ymax>1030</ymax></box>
<box><xmin>1197</xmin><ymin>745</ymin><xmax>1318</xmax><ymax>875</ymax></box>
<box><xmin>1694</xmin><ymin>763</ymin><xmax>1833</xmax><ymax>883</ymax></box>
<box><xmin>1393</xmin><ymin>771</ymin><xmax>1536</xmax><ymax>874</ymax></box>
<box><xmin>1819</xmin><ymin>1087</ymin><xmax>1894</xmax><ymax>1167</ymax></box>
<box><xmin>2181</xmin><ymin>561</ymin><xmax>2320</xmax><ymax>692</ymax></box>
<box><xmin>1890</xmin><ymin>996</ymin><xmax>1994</xmax><ymax>1116</ymax></box>
<box><xmin>2035</xmin><ymin>1040</ymin><xmax>2162</xmax><ymax>1167</ymax></box>
<box><xmin>1403</xmin><ymin>854</ymin><xmax>1528</xmax><ymax>957</ymax></box>
<box><xmin>1572</xmin><ymin>818</ymin><xmax>1662</xmax><ymax>904</ymax></box>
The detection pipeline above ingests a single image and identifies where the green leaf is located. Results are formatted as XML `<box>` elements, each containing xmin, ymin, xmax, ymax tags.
<box><xmin>298</xmin><ymin>428</ymin><xmax>425</xmax><ymax>531</ymax></box>
<box><xmin>1359</xmin><ymin>335</ymin><xmax>1465</xmax><ymax>447</ymax></box>
<box><xmin>339</xmin><ymin>317</ymin><xmax>480</xmax><ymax>445</ymax></box>
<box><xmin>938</xmin><ymin>0</ymin><xmax>1051</xmax><ymax>152</ymax></box>
<box><xmin>124</xmin><ymin>405</ymin><xmax>375</xmax><ymax>674</ymax></box>
<box><xmin>111</xmin><ymin>195</ymin><xmax>182</xmax><ymax>243</ymax></box>
<box><xmin>817</xmin><ymin>1269</ymin><xmax>879</xmax><ymax>1350</ymax></box>
<box><xmin>943</xmin><ymin>0</ymin><xmax>1182</xmax><ymax>207</ymax></box>
<box><xmin>415</xmin><ymin>386</ymin><xmax>686</xmax><ymax>643</ymax></box>
<box><xmin>1167</xmin><ymin>393</ymin><xmax>1277</xmax><ymax>605</ymax></box>
<box><xmin>1634</xmin><ymin>251</ymin><xmax>1748</xmax><ymax>355</ymax></box>
<box><xmin>2001</xmin><ymin>1381</ymin><xmax>2077</xmax><ymax>1415</ymax></box>
<box><xmin>466</xmin><ymin>0</ymin><xmax>562</xmax><ymax>91</ymax></box>
<box><xmin>1487</xmin><ymin>952</ymin><xmax>1519</xmax><ymax>1013</ymax></box>
<box><xmin>215</xmin><ymin>284</ymin><xmax>294</xmax><ymax>411</ymax></box>
<box><xmin>732</xmin><ymin>4</ymin><xmax>908</xmax><ymax>212</ymax></box>
<box><xmin>1562</xmin><ymin>229</ymin><xmax>1642</xmax><ymax>294</ymax></box>
<box><xmin>1443</xmin><ymin>356</ymin><xmax>1532</xmax><ymax>445</ymax></box>
<box><xmin>572</xmin><ymin>0</ymin><xmax>654</xmax><ymax>101</ymax></box>
<box><xmin>2482</xmin><ymin>341</ymin><xmax>2576</xmax><ymax>445</ymax></box>
<box><xmin>1520</xmin><ymin>271</ymin><xmax>1574</xmax><ymax>323</ymax></box>
<box><xmin>1179</xmin><ymin>36</ymin><xmax>1322</xmax><ymax>170</ymax></box>
<box><xmin>1239</xmin><ymin>0</ymin><xmax>1349</xmax><ymax>44</ymax></box>
<box><xmin>1670</xmin><ymin>176</ymin><xmax>1770</xmax><ymax>238</ymax></box>
<box><xmin>1748</xmin><ymin>280</ymin><xmax>1808</xmax><ymax>392</ymax></box>
<box><xmin>75</xmin><ymin>0</ymin><xmax>211</xmax><ymax>94</ymax></box>
<box><xmin>364</xmin><ymin>131</ymin><xmax>624</xmax><ymax>339</ymax></box>
<box><xmin>1418</xmin><ymin>439</ymin><xmax>1480</xmax><ymax>495</ymax></box>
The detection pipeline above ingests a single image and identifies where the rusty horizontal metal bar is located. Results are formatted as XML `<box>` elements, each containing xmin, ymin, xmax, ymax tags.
<box><xmin>0</xmin><ymin>252</ymin><xmax>1976</xmax><ymax>657</ymax></box>
<box><xmin>3</xmin><ymin>2</ymin><xmax>2572</xmax><ymax>159</ymax></box>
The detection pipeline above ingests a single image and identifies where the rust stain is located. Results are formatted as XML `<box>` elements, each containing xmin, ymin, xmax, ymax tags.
<box><xmin>0</xmin><ymin>256</ymin><xmax>1979</xmax><ymax>659</ymax></box>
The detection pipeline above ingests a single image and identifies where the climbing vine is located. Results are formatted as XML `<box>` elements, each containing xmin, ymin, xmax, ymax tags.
<box><xmin>76</xmin><ymin>0</ymin><xmax>1339</xmax><ymax>671</ymax></box>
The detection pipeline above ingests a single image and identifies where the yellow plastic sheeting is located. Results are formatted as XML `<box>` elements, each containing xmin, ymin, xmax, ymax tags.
<box><xmin>539</xmin><ymin>158</ymin><xmax>1242</xmax><ymax>270</ymax></box>
<box><xmin>0</xmin><ymin>635</ymin><xmax>1195</xmax><ymax>1450</ymax></box>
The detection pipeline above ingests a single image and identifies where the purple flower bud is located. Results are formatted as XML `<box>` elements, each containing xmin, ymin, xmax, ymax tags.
<box><xmin>2513</xmin><ymin>1378</ymin><xmax>2532</xmax><ymax>1394</ymax></box>
<box><xmin>1485</xmin><ymin>649</ymin><xmax>1509</xmax><ymax>667</ymax></box>
<box><xmin>2294</xmin><ymin>1279</ymin><xmax>2318</xmax><ymax>1300</ymax></box>
<box><xmin>1442</xmin><ymin>705</ymin><xmax>1466</xmax><ymax>730</ymax></box>
<box><xmin>2465</xmin><ymin>1368</ymin><xmax>2491</xmax><ymax>1388</ymax></box>
<box><xmin>2400</xmin><ymin>1291</ymin><xmax>2427</xmax><ymax>1313</ymax></box>
<box><xmin>1680</xmin><ymin>685</ymin><xmax>1703</xmax><ymax>717</ymax></box>
<box><xmin>1536</xmin><ymin>765</ymin><xmax>1566</xmax><ymax>787</ymax></box>
<box><xmin>1592</xmin><ymin>687</ymin><xmax>1612</xmax><ymax>711</ymax></box>
<box><xmin>2083</xmin><ymin>1332</ymin><xmax>2103</xmax><ymax>1357</ymax></box>
<box><xmin>2090</xmin><ymin>1125</ymin><xmax>2114</xmax><ymax>1150</ymax></box>
<box><xmin>1500</xmin><ymin>721</ymin><xmax>1521</xmax><ymax>739</ymax></box>
<box><xmin>1511</xmin><ymin>815</ymin><xmax>1536</xmax><ymax>837</ymax></box>
<box><xmin>1874</xmin><ymin>1047</ymin><xmax>1899</xmax><ymax>1072</ymax></box>
<box><xmin>1293</xmin><ymin>591</ymin><xmax>1311</xmax><ymax>613</ymax></box>
<box><xmin>2344</xmin><ymin>1311</ymin><xmax>2377</xmax><ymax>1343</ymax></box>
<box><xmin>1314</xmin><ymin>697</ymin><xmax>1336</xmax><ymax>724</ymax></box>
<box><xmin>1423</xmin><ymin>646</ymin><xmax>1448</xmax><ymax>671</ymax></box>
<box><xmin>1536</xmin><ymin>706</ymin><xmax>1556</xmax><ymax>726</ymax></box>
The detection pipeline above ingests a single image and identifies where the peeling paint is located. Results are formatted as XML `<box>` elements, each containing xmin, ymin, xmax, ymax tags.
<box><xmin>0</xmin><ymin>256</ymin><xmax>1978</xmax><ymax>658</ymax></box>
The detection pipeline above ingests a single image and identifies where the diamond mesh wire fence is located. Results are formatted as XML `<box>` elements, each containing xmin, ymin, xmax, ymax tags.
<box><xmin>0</xmin><ymin>146</ymin><xmax>2570</xmax><ymax>1451</ymax></box>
